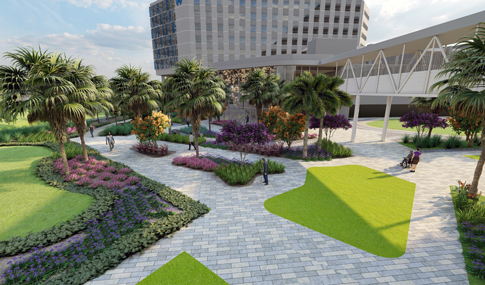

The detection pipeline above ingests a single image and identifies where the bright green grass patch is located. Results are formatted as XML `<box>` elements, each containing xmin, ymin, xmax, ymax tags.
<box><xmin>0</xmin><ymin>117</ymin><xmax>43</xmax><ymax>130</ymax></box>
<box><xmin>264</xmin><ymin>165</ymin><xmax>416</xmax><ymax>258</ymax></box>
<box><xmin>465</xmin><ymin>155</ymin><xmax>480</xmax><ymax>160</ymax></box>
<box><xmin>367</xmin><ymin>119</ymin><xmax>463</xmax><ymax>136</ymax></box>
<box><xmin>137</xmin><ymin>251</ymin><xmax>228</xmax><ymax>285</ymax></box>
<box><xmin>0</xmin><ymin>146</ymin><xmax>94</xmax><ymax>241</ymax></box>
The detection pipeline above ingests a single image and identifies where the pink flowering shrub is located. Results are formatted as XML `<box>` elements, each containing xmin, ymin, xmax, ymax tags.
<box><xmin>65</xmin><ymin>174</ymin><xmax>81</xmax><ymax>182</ymax></box>
<box><xmin>105</xmin><ymin>166</ymin><xmax>116</xmax><ymax>173</ymax></box>
<box><xmin>73</xmin><ymin>155</ymin><xmax>84</xmax><ymax>161</ymax></box>
<box><xmin>93</xmin><ymin>165</ymin><xmax>104</xmax><ymax>173</ymax></box>
<box><xmin>82</xmin><ymin>164</ymin><xmax>94</xmax><ymax>171</ymax></box>
<box><xmin>108</xmin><ymin>180</ymin><xmax>125</xmax><ymax>189</ymax></box>
<box><xmin>126</xmin><ymin>176</ymin><xmax>140</xmax><ymax>185</ymax></box>
<box><xmin>172</xmin><ymin>156</ymin><xmax>218</xmax><ymax>171</ymax></box>
<box><xmin>114</xmin><ymin>174</ymin><xmax>127</xmax><ymax>182</ymax></box>
<box><xmin>97</xmin><ymin>161</ymin><xmax>108</xmax><ymax>167</ymax></box>
<box><xmin>67</xmin><ymin>127</ymin><xmax>77</xmax><ymax>134</ymax></box>
<box><xmin>73</xmin><ymin>168</ymin><xmax>87</xmax><ymax>175</ymax></box>
<box><xmin>118</xmin><ymin>168</ymin><xmax>131</xmax><ymax>174</ymax></box>
<box><xmin>85</xmin><ymin>171</ymin><xmax>98</xmax><ymax>179</ymax></box>
<box><xmin>90</xmin><ymin>180</ymin><xmax>108</xmax><ymax>188</ymax></box>
<box><xmin>76</xmin><ymin>177</ymin><xmax>94</xmax><ymax>186</ymax></box>
<box><xmin>300</xmin><ymin>133</ymin><xmax>318</xmax><ymax>139</ymax></box>
<box><xmin>99</xmin><ymin>172</ymin><xmax>114</xmax><ymax>181</ymax></box>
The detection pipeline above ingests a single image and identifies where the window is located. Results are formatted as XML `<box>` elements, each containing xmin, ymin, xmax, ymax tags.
<box><xmin>283</xmin><ymin>0</ymin><xmax>289</xmax><ymax>8</ymax></box>
<box><xmin>291</xmin><ymin>39</ymin><xmax>297</xmax><ymax>45</ymax></box>
<box><xmin>195</xmin><ymin>23</ymin><xmax>201</xmax><ymax>30</ymax></box>
<box><xmin>335</xmin><ymin>5</ymin><xmax>340</xmax><ymax>11</ymax></box>
<box><xmin>314</xmin><ymin>16</ymin><xmax>319</xmax><ymax>22</ymax></box>
<box><xmin>323</xmin><ymin>27</ymin><xmax>328</xmax><ymax>34</ymax></box>
<box><xmin>240</xmin><ymin>0</ymin><xmax>245</xmax><ymax>5</ymax></box>
<box><xmin>282</xmin><ymin>26</ymin><xmax>288</xmax><ymax>33</ymax></box>
<box><xmin>304</xmin><ymin>1</ymin><xmax>310</xmax><ymax>9</ymax></box>
<box><xmin>272</xmin><ymin>24</ymin><xmax>278</xmax><ymax>32</ymax></box>
<box><xmin>261</xmin><ymin>13</ymin><xmax>267</xmax><ymax>20</ymax></box>
<box><xmin>196</xmin><ymin>35</ymin><xmax>202</xmax><ymax>42</ymax></box>
<box><xmin>229</xmin><ymin>36</ymin><xmax>235</xmax><ymax>42</ymax></box>
<box><xmin>324</xmin><ymin>16</ymin><xmax>329</xmax><ymax>22</ymax></box>
<box><xmin>194</xmin><ymin>0</ymin><xmax>200</xmax><ymax>4</ymax></box>
<box><xmin>272</xmin><ymin>0</ymin><xmax>278</xmax><ymax>6</ymax></box>
<box><xmin>292</xmin><ymin>49</ymin><xmax>297</xmax><ymax>54</ymax></box>
<box><xmin>302</xmin><ymin>38</ymin><xmax>307</xmax><ymax>45</ymax></box>
<box><xmin>240</xmin><ymin>36</ymin><xmax>246</xmax><ymax>43</ymax></box>
<box><xmin>355</xmin><ymin>5</ymin><xmax>361</xmax><ymax>12</ymax></box>
<box><xmin>262</xmin><ymin>0</ymin><xmax>267</xmax><ymax>7</ymax></box>
<box><xmin>313</xmin><ymin>27</ymin><xmax>318</xmax><ymax>34</ymax></box>
<box><xmin>325</xmin><ymin>4</ymin><xmax>331</xmax><ymax>10</ymax></box>
<box><xmin>293</xmin><ymin>26</ymin><xmax>299</xmax><ymax>33</ymax></box>
<box><xmin>354</xmin><ymin>17</ymin><xmax>360</xmax><ymax>24</ymax></box>
<box><xmin>364</xmin><ymin>11</ymin><xmax>370</xmax><ymax>20</ymax></box>
<box><xmin>251</xmin><ymin>37</ymin><xmax>256</xmax><ymax>43</ymax></box>
<box><xmin>261</xmin><ymin>36</ymin><xmax>267</xmax><ymax>43</ymax></box>
<box><xmin>251</xmin><ymin>13</ymin><xmax>256</xmax><ymax>20</ymax></box>
<box><xmin>229</xmin><ymin>23</ymin><xmax>235</xmax><ymax>30</ymax></box>
<box><xmin>240</xmin><ymin>25</ymin><xmax>246</xmax><ymax>32</ymax></box>
<box><xmin>262</xmin><ymin>50</ymin><xmax>266</xmax><ymax>56</ymax></box>
<box><xmin>345</xmin><ymin>4</ymin><xmax>351</xmax><ymax>11</ymax></box>
<box><xmin>207</xmin><ymin>34</ymin><xmax>213</xmax><ymax>41</ymax></box>
<box><xmin>194</xmin><ymin>10</ymin><xmax>200</xmax><ymax>17</ymax></box>
<box><xmin>281</xmin><ymin>49</ymin><xmax>287</xmax><ymax>54</ymax></box>
<box><xmin>251</xmin><ymin>0</ymin><xmax>257</xmax><ymax>6</ymax></box>
<box><xmin>343</xmin><ymin>28</ymin><xmax>348</xmax><ymax>35</ymax></box>
<box><xmin>218</xmin><ymin>35</ymin><xmax>224</xmax><ymax>42</ymax></box>
<box><xmin>205</xmin><ymin>0</ymin><xmax>211</xmax><ymax>5</ymax></box>
<box><xmin>352</xmin><ymin>29</ymin><xmax>358</xmax><ymax>35</ymax></box>
<box><xmin>302</xmin><ymin>27</ymin><xmax>308</xmax><ymax>33</ymax></box>
<box><xmin>363</xmin><ymin>22</ymin><xmax>368</xmax><ymax>30</ymax></box>
<box><xmin>271</xmin><ymin>49</ymin><xmax>276</xmax><ymax>55</ymax></box>
<box><xmin>294</xmin><ymin>2</ymin><xmax>299</xmax><ymax>8</ymax></box>
<box><xmin>314</xmin><ymin>4</ymin><xmax>320</xmax><ymax>10</ymax></box>
<box><xmin>344</xmin><ymin>17</ymin><xmax>349</xmax><ymax>23</ymax></box>
<box><xmin>294</xmin><ymin>14</ymin><xmax>300</xmax><ymax>21</ymax></box>
<box><xmin>261</xmin><ymin>25</ymin><xmax>267</xmax><ymax>32</ymax></box>
<box><xmin>333</xmin><ymin>28</ymin><xmax>338</xmax><ymax>34</ymax></box>
<box><xmin>361</xmin><ymin>33</ymin><xmax>367</xmax><ymax>41</ymax></box>
<box><xmin>217</xmin><ymin>0</ymin><xmax>223</xmax><ymax>5</ymax></box>
<box><xmin>272</xmin><ymin>13</ymin><xmax>278</xmax><ymax>20</ymax></box>
<box><xmin>218</xmin><ymin>24</ymin><xmax>223</xmax><ymax>30</ymax></box>
<box><xmin>206</xmin><ymin>23</ymin><xmax>212</xmax><ymax>30</ymax></box>
<box><xmin>334</xmin><ymin>16</ymin><xmax>340</xmax><ymax>23</ymax></box>
<box><xmin>251</xmin><ymin>25</ymin><xmax>256</xmax><ymax>32</ymax></box>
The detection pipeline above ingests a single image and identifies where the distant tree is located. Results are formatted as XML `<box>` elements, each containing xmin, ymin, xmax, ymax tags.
<box><xmin>399</xmin><ymin>111</ymin><xmax>448</xmax><ymax>138</ymax></box>
<box><xmin>448</xmin><ymin>107</ymin><xmax>483</xmax><ymax>147</ymax></box>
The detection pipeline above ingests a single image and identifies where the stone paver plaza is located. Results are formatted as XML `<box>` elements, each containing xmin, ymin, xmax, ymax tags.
<box><xmin>81</xmin><ymin>123</ymin><xmax>475</xmax><ymax>285</ymax></box>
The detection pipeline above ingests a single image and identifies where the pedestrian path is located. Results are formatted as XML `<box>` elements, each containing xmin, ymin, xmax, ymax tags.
<box><xmin>77</xmin><ymin>124</ymin><xmax>475</xmax><ymax>285</ymax></box>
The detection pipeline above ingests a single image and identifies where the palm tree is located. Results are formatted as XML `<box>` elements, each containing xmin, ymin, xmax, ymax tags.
<box><xmin>110</xmin><ymin>65</ymin><xmax>163</xmax><ymax>119</ymax></box>
<box><xmin>430</xmin><ymin>24</ymin><xmax>485</xmax><ymax>196</ymax></box>
<box><xmin>281</xmin><ymin>71</ymin><xmax>326</xmax><ymax>157</ymax></box>
<box><xmin>167</xmin><ymin>58</ymin><xmax>225</xmax><ymax>158</ymax></box>
<box><xmin>239</xmin><ymin>68</ymin><xmax>280</xmax><ymax>123</ymax></box>
<box><xmin>160</xmin><ymin>77</ymin><xmax>177</xmax><ymax>133</ymax></box>
<box><xmin>314</xmin><ymin>76</ymin><xmax>353</xmax><ymax>152</ymax></box>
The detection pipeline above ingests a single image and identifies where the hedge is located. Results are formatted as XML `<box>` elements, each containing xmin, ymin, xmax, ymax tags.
<box><xmin>0</xmin><ymin>142</ymin><xmax>210</xmax><ymax>285</ymax></box>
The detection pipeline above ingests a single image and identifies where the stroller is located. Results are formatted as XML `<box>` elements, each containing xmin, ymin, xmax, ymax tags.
<box><xmin>399</xmin><ymin>156</ymin><xmax>412</xmax><ymax>168</ymax></box>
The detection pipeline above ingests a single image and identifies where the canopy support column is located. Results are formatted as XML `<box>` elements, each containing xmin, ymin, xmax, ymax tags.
<box><xmin>351</xmin><ymin>95</ymin><xmax>361</xmax><ymax>143</ymax></box>
<box><xmin>381</xmin><ymin>96</ymin><xmax>393</xmax><ymax>142</ymax></box>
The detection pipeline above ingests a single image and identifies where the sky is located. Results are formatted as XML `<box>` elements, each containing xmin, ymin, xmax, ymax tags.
<box><xmin>0</xmin><ymin>0</ymin><xmax>484</xmax><ymax>79</ymax></box>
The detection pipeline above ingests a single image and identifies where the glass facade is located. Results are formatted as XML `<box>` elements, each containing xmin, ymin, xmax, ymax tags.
<box><xmin>150</xmin><ymin>0</ymin><xmax>178</xmax><ymax>70</ymax></box>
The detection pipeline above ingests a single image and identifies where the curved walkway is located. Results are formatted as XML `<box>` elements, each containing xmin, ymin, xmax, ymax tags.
<box><xmin>77</xmin><ymin>125</ymin><xmax>475</xmax><ymax>285</ymax></box>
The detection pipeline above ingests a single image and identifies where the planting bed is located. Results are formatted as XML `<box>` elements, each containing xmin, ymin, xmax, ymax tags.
<box><xmin>132</xmin><ymin>142</ymin><xmax>170</xmax><ymax>156</ymax></box>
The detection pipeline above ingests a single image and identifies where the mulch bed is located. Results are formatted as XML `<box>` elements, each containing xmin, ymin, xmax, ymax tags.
<box><xmin>130</xmin><ymin>148</ymin><xmax>176</xmax><ymax>157</ymax></box>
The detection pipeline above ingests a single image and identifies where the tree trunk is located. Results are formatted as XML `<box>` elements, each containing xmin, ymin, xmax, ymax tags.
<box><xmin>302</xmin><ymin>114</ymin><xmax>310</xmax><ymax>158</ymax></box>
<box><xmin>58</xmin><ymin>141</ymin><xmax>70</xmax><ymax>176</ymax></box>
<box><xmin>123</xmin><ymin>110</ymin><xmax>126</xmax><ymax>124</ymax></box>
<box><xmin>66</xmin><ymin>126</ymin><xmax>71</xmax><ymax>144</ymax></box>
<box><xmin>256</xmin><ymin>104</ymin><xmax>263</xmax><ymax>123</ymax></box>
<box><xmin>75</xmin><ymin>119</ymin><xmax>88</xmax><ymax>161</ymax></box>
<box><xmin>428</xmin><ymin>127</ymin><xmax>433</xmax><ymax>138</ymax></box>
<box><xmin>468</xmin><ymin>139</ymin><xmax>474</xmax><ymax>147</ymax></box>
<box><xmin>114</xmin><ymin>111</ymin><xmax>118</xmax><ymax>125</ymax></box>
<box><xmin>191</xmin><ymin>111</ymin><xmax>202</xmax><ymax>158</ymax></box>
<box><xmin>317</xmin><ymin>117</ymin><xmax>324</xmax><ymax>152</ymax></box>
<box><xmin>209</xmin><ymin>115</ymin><xmax>212</xmax><ymax>132</ymax></box>
<box><xmin>469</xmin><ymin>145</ymin><xmax>485</xmax><ymax>196</ymax></box>
<box><xmin>97</xmin><ymin>112</ymin><xmax>100</xmax><ymax>124</ymax></box>
<box><xmin>168</xmin><ymin>112</ymin><xmax>172</xmax><ymax>134</ymax></box>
<box><xmin>53</xmin><ymin>119</ymin><xmax>69</xmax><ymax>175</ymax></box>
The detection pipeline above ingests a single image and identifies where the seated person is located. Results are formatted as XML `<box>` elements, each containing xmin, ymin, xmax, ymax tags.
<box><xmin>405</xmin><ymin>150</ymin><xmax>413</xmax><ymax>162</ymax></box>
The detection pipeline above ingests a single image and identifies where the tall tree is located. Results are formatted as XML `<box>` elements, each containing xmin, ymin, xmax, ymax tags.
<box><xmin>239</xmin><ymin>68</ymin><xmax>280</xmax><ymax>122</ymax></box>
<box><xmin>431</xmin><ymin>24</ymin><xmax>485</xmax><ymax>196</ymax></box>
<box><xmin>167</xmin><ymin>58</ymin><xmax>225</xmax><ymax>158</ymax></box>
<box><xmin>315</xmin><ymin>75</ymin><xmax>352</xmax><ymax>151</ymax></box>
<box><xmin>410</xmin><ymin>97</ymin><xmax>449</xmax><ymax>137</ymax></box>
<box><xmin>110</xmin><ymin>65</ymin><xmax>163</xmax><ymax>119</ymax></box>
<box><xmin>281</xmin><ymin>71</ymin><xmax>326</xmax><ymax>157</ymax></box>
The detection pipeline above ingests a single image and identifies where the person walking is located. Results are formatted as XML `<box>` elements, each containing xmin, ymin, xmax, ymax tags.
<box><xmin>188</xmin><ymin>132</ymin><xmax>197</xmax><ymax>151</ymax></box>
<box><xmin>410</xmin><ymin>147</ymin><xmax>421</xmax><ymax>172</ymax></box>
<box><xmin>261</xmin><ymin>158</ymin><xmax>269</xmax><ymax>185</ymax></box>
<box><xmin>106</xmin><ymin>132</ymin><xmax>115</xmax><ymax>151</ymax></box>
<box><xmin>89</xmin><ymin>124</ymin><xmax>95</xmax><ymax>137</ymax></box>
<box><xmin>246</xmin><ymin>114</ymin><xmax>249</xmax><ymax>124</ymax></box>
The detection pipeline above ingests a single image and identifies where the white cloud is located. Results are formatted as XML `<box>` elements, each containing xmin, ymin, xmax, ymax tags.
<box><xmin>366</xmin><ymin>0</ymin><xmax>422</xmax><ymax>19</ymax></box>
<box><xmin>0</xmin><ymin>24</ymin><xmax>157</xmax><ymax>79</ymax></box>
<box><xmin>63</xmin><ymin>0</ymin><xmax>151</xmax><ymax>9</ymax></box>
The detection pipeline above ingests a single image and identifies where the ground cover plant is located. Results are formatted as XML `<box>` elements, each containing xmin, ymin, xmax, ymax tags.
<box><xmin>264</xmin><ymin>165</ymin><xmax>416</xmax><ymax>258</ymax></box>
<box><xmin>99</xmin><ymin>123</ymin><xmax>134</xmax><ymax>136</ymax></box>
<box><xmin>0</xmin><ymin>146</ymin><xmax>93</xmax><ymax>241</ymax></box>
<box><xmin>136</xmin><ymin>251</ymin><xmax>228</xmax><ymax>285</ymax></box>
<box><xmin>282</xmin><ymin>139</ymin><xmax>350</xmax><ymax>161</ymax></box>
<box><xmin>199</xmin><ymin>140</ymin><xmax>229</xmax><ymax>150</ymax></box>
<box><xmin>0</xmin><ymin>124</ymin><xmax>50</xmax><ymax>142</ymax></box>
<box><xmin>172</xmin><ymin>154</ymin><xmax>285</xmax><ymax>185</ymax></box>
<box><xmin>466</xmin><ymin>155</ymin><xmax>481</xmax><ymax>160</ymax></box>
<box><xmin>158</xmin><ymin>133</ymin><xmax>207</xmax><ymax>145</ymax></box>
<box><xmin>179</xmin><ymin>126</ymin><xmax>219</xmax><ymax>138</ymax></box>
<box><xmin>399</xmin><ymin>134</ymin><xmax>481</xmax><ymax>149</ymax></box>
<box><xmin>0</xmin><ymin>141</ymin><xmax>210</xmax><ymax>285</ymax></box>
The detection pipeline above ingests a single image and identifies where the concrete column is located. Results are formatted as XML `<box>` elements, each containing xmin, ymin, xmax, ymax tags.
<box><xmin>381</xmin><ymin>96</ymin><xmax>393</xmax><ymax>142</ymax></box>
<box><xmin>351</xmin><ymin>95</ymin><xmax>361</xmax><ymax>143</ymax></box>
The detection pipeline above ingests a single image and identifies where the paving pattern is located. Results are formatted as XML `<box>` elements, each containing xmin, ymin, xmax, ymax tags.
<box><xmin>79</xmin><ymin>122</ymin><xmax>479</xmax><ymax>285</ymax></box>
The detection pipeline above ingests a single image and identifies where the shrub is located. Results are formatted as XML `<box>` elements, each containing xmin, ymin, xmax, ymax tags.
<box><xmin>201</xmin><ymin>154</ymin><xmax>253</xmax><ymax>166</ymax></box>
<box><xmin>260</xmin><ymin>106</ymin><xmax>287</xmax><ymax>134</ymax></box>
<box><xmin>216</xmin><ymin>120</ymin><xmax>270</xmax><ymax>145</ymax></box>
<box><xmin>444</xmin><ymin>136</ymin><xmax>462</xmax><ymax>148</ymax></box>
<box><xmin>126</xmin><ymin>176</ymin><xmax>140</xmax><ymax>185</ymax></box>
<box><xmin>158</xmin><ymin>133</ymin><xmax>207</xmax><ymax>145</ymax></box>
<box><xmin>52</xmin><ymin>142</ymin><xmax>100</xmax><ymax>160</ymax></box>
<box><xmin>131</xmin><ymin>111</ymin><xmax>170</xmax><ymax>143</ymax></box>
<box><xmin>99</xmin><ymin>123</ymin><xmax>134</xmax><ymax>136</ymax></box>
<box><xmin>214</xmin><ymin>159</ymin><xmax>285</xmax><ymax>185</ymax></box>
<box><xmin>172</xmin><ymin>156</ymin><xmax>218</xmax><ymax>171</ymax></box>
<box><xmin>448</xmin><ymin>108</ymin><xmax>483</xmax><ymax>147</ymax></box>
<box><xmin>401</xmin><ymin>134</ymin><xmax>411</xmax><ymax>143</ymax></box>
<box><xmin>179</xmin><ymin>126</ymin><xmax>209</xmax><ymax>134</ymax></box>
<box><xmin>310</xmin><ymin>114</ymin><xmax>352</xmax><ymax>150</ymax></box>
<box><xmin>171</xmin><ymin>117</ymin><xmax>182</xmax><ymax>124</ymax></box>
<box><xmin>200</xmin><ymin>140</ymin><xmax>229</xmax><ymax>150</ymax></box>
<box><xmin>430</xmin><ymin>134</ymin><xmax>443</xmax><ymax>147</ymax></box>
<box><xmin>400</xmin><ymin>111</ymin><xmax>448</xmax><ymax>137</ymax></box>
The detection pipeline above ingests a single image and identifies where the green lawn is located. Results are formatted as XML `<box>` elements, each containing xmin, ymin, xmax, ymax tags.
<box><xmin>465</xmin><ymin>155</ymin><xmax>480</xmax><ymax>160</ymax></box>
<box><xmin>0</xmin><ymin>146</ymin><xmax>94</xmax><ymax>241</ymax></box>
<box><xmin>137</xmin><ymin>252</ymin><xmax>228</xmax><ymax>285</ymax></box>
<box><xmin>264</xmin><ymin>165</ymin><xmax>416</xmax><ymax>258</ymax></box>
<box><xmin>0</xmin><ymin>117</ymin><xmax>43</xmax><ymax>130</ymax></box>
<box><xmin>367</xmin><ymin>119</ymin><xmax>463</xmax><ymax>136</ymax></box>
